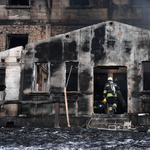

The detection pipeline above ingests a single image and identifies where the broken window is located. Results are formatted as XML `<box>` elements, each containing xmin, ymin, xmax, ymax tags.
<box><xmin>70</xmin><ymin>0</ymin><xmax>89</xmax><ymax>6</ymax></box>
<box><xmin>66</xmin><ymin>62</ymin><xmax>78</xmax><ymax>91</ymax></box>
<box><xmin>142</xmin><ymin>62</ymin><xmax>150</xmax><ymax>90</ymax></box>
<box><xmin>33</xmin><ymin>63</ymin><xmax>48</xmax><ymax>92</ymax></box>
<box><xmin>0</xmin><ymin>69</ymin><xmax>6</xmax><ymax>100</ymax></box>
<box><xmin>8</xmin><ymin>0</ymin><xmax>29</xmax><ymax>6</ymax></box>
<box><xmin>6</xmin><ymin>34</ymin><xmax>28</xmax><ymax>49</ymax></box>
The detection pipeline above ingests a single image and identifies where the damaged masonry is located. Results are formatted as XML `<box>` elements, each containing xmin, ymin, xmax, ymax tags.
<box><xmin>0</xmin><ymin>21</ymin><xmax>150</xmax><ymax>130</ymax></box>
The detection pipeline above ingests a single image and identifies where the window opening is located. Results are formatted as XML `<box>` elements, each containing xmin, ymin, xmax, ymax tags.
<box><xmin>0</xmin><ymin>69</ymin><xmax>6</xmax><ymax>101</ymax></box>
<box><xmin>70</xmin><ymin>0</ymin><xmax>89</xmax><ymax>6</ymax></box>
<box><xmin>94</xmin><ymin>66</ymin><xmax>127</xmax><ymax>114</ymax></box>
<box><xmin>142</xmin><ymin>62</ymin><xmax>150</xmax><ymax>90</ymax></box>
<box><xmin>9</xmin><ymin>0</ymin><xmax>29</xmax><ymax>6</ymax></box>
<box><xmin>0</xmin><ymin>69</ymin><xmax>6</xmax><ymax>91</ymax></box>
<box><xmin>6</xmin><ymin>34</ymin><xmax>28</xmax><ymax>49</ymax></box>
<box><xmin>66</xmin><ymin>62</ymin><xmax>78</xmax><ymax>91</ymax></box>
<box><xmin>34</xmin><ymin>63</ymin><xmax>48</xmax><ymax>92</ymax></box>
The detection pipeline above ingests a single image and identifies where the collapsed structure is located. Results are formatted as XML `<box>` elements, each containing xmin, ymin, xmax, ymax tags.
<box><xmin>0</xmin><ymin>21</ymin><xmax>150</xmax><ymax>128</ymax></box>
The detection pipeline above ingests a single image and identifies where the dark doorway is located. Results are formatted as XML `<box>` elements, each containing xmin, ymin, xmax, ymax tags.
<box><xmin>6</xmin><ymin>34</ymin><xmax>28</xmax><ymax>49</ymax></box>
<box><xmin>94</xmin><ymin>66</ymin><xmax>127</xmax><ymax>114</ymax></box>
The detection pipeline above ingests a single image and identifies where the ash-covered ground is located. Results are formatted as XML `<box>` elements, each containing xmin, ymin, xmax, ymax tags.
<box><xmin>0</xmin><ymin>127</ymin><xmax>150</xmax><ymax>150</ymax></box>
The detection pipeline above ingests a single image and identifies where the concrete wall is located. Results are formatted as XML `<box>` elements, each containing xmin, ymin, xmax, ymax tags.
<box><xmin>0</xmin><ymin>46</ymin><xmax>22</xmax><ymax>116</ymax></box>
<box><xmin>22</xmin><ymin>21</ymin><xmax>150</xmax><ymax>116</ymax></box>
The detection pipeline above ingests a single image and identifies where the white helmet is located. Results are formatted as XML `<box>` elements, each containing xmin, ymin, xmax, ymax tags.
<box><xmin>108</xmin><ymin>77</ymin><xmax>113</xmax><ymax>81</ymax></box>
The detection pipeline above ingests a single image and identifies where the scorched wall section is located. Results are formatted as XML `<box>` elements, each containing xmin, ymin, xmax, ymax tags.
<box><xmin>22</xmin><ymin>21</ymin><xmax>150</xmax><ymax>116</ymax></box>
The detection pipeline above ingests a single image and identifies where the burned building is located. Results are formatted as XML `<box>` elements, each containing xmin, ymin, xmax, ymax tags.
<box><xmin>0</xmin><ymin>0</ymin><xmax>150</xmax><ymax>128</ymax></box>
<box><xmin>0</xmin><ymin>21</ymin><xmax>150</xmax><ymax>128</ymax></box>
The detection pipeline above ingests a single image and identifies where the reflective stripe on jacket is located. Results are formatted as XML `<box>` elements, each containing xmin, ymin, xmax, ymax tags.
<box><xmin>103</xmin><ymin>82</ymin><xmax>120</xmax><ymax>98</ymax></box>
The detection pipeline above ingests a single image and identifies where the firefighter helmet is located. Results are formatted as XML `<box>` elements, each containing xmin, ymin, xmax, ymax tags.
<box><xmin>108</xmin><ymin>77</ymin><xmax>113</xmax><ymax>81</ymax></box>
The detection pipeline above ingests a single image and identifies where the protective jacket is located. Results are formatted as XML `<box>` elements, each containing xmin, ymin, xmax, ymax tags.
<box><xmin>103</xmin><ymin>82</ymin><xmax>120</xmax><ymax>98</ymax></box>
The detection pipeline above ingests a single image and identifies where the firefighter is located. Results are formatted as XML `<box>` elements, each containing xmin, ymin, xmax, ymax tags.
<box><xmin>103</xmin><ymin>77</ymin><xmax>120</xmax><ymax>115</ymax></box>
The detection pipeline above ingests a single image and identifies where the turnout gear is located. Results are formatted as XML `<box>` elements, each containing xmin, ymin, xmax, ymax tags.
<box><xmin>103</xmin><ymin>77</ymin><xmax>120</xmax><ymax>114</ymax></box>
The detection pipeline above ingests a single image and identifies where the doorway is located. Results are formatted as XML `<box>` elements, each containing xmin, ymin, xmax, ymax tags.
<box><xmin>94</xmin><ymin>66</ymin><xmax>127</xmax><ymax>114</ymax></box>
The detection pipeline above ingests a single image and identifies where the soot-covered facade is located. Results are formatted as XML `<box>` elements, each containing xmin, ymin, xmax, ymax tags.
<box><xmin>0</xmin><ymin>21</ymin><xmax>150</xmax><ymax>127</ymax></box>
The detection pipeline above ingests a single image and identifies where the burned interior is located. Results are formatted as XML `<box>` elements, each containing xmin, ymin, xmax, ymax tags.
<box><xmin>94</xmin><ymin>66</ymin><xmax>127</xmax><ymax>114</ymax></box>
<box><xmin>6</xmin><ymin>34</ymin><xmax>28</xmax><ymax>49</ymax></box>
<box><xmin>8</xmin><ymin>0</ymin><xmax>29</xmax><ymax>6</ymax></box>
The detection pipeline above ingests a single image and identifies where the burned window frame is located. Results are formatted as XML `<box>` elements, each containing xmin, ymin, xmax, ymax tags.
<box><xmin>66</xmin><ymin>62</ymin><xmax>78</xmax><ymax>92</ymax></box>
<box><xmin>69</xmin><ymin>0</ymin><xmax>89</xmax><ymax>6</ymax></box>
<box><xmin>32</xmin><ymin>62</ymin><xmax>50</xmax><ymax>92</ymax></box>
<box><xmin>142</xmin><ymin>61</ymin><xmax>150</xmax><ymax>91</ymax></box>
<box><xmin>6</xmin><ymin>34</ymin><xmax>28</xmax><ymax>50</ymax></box>
<box><xmin>8</xmin><ymin>0</ymin><xmax>30</xmax><ymax>6</ymax></box>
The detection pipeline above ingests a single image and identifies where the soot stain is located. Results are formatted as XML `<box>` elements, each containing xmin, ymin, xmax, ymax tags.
<box><xmin>22</xmin><ymin>68</ymin><xmax>33</xmax><ymax>90</ymax></box>
<box><xmin>91</xmin><ymin>24</ymin><xmax>106</xmax><ymax>63</ymax></box>
<box><xmin>35</xmin><ymin>39</ymin><xmax>62</xmax><ymax>61</ymax></box>
<box><xmin>35</xmin><ymin>42</ymin><xmax>50</xmax><ymax>60</ymax></box>
<box><xmin>107</xmin><ymin>41</ymin><xmax>115</xmax><ymax>48</ymax></box>
<box><xmin>49</xmin><ymin>39</ymin><xmax>62</xmax><ymax>61</ymax></box>
<box><xmin>137</xmin><ymin>39</ymin><xmax>150</xmax><ymax>49</ymax></box>
<box><xmin>50</xmin><ymin>63</ymin><xmax>62</xmax><ymax>76</ymax></box>
<box><xmin>51</xmin><ymin>86</ymin><xmax>63</xmax><ymax>93</ymax></box>
<box><xmin>131</xmin><ymin>65</ymin><xmax>141</xmax><ymax>97</ymax></box>
<box><xmin>123</xmin><ymin>41</ymin><xmax>132</xmax><ymax>54</ymax></box>
<box><xmin>78</xmin><ymin>97</ymin><xmax>88</xmax><ymax>112</ymax></box>
<box><xmin>107</xmin><ymin>35</ymin><xmax>116</xmax><ymax>48</ymax></box>
<box><xmin>64</xmin><ymin>41</ymin><xmax>77</xmax><ymax>60</ymax></box>
<box><xmin>82</xmin><ymin>40</ymin><xmax>90</xmax><ymax>52</ymax></box>
<box><xmin>79</xmin><ymin>70</ymin><xmax>91</xmax><ymax>92</ymax></box>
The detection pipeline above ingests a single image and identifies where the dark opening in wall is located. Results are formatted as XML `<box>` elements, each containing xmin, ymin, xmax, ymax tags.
<box><xmin>0</xmin><ymin>69</ymin><xmax>6</xmax><ymax>91</ymax></box>
<box><xmin>6</xmin><ymin>34</ymin><xmax>28</xmax><ymax>49</ymax></box>
<box><xmin>6</xmin><ymin>121</ymin><xmax>14</xmax><ymax>127</ymax></box>
<box><xmin>9</xmin><ymin>0</ymin><xmax>29</xmax><ymax>6</ymax></box>
<box><xmin>70</xmin><ymin>0</ymin><xmax>89</xmax><ymax>6</ymax></box>
<box><xmin>34</xmin><ymin>63</ymin><xmax>48</xmax><ymax>92</ymax></box>
<box><xmin>94</xmin><ymin>66</ymin><xmax>127</xmax><ymax>114</ymax></box>
<box><xmin>142</xmin><ymin>61</ymin><xmax>150</xmax><ymax>90</ymax></box>
<box><xmin>1</xmin><ymin>59</ymin><xmax>5</xmax><ymax>62</ymax></box>
<box><xmin>66</xmin><ymin>62</ymin><xmax>78</xmax><ymax>91</ymax></box>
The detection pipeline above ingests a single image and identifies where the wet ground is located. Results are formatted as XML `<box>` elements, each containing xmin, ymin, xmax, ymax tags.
<box><xmin>0</xmin><ymin>127</ymin><xmax>150</xmax><ymax>150</ymax></box>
